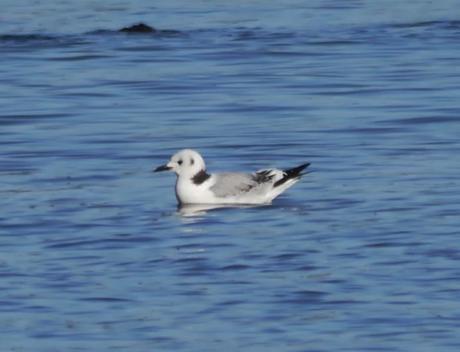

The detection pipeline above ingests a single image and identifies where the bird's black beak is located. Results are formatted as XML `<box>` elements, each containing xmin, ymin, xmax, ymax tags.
<box><xmin>154</xmin><ymin>164</ymin><xmax>171</xmax><ymax>172</ymax></box>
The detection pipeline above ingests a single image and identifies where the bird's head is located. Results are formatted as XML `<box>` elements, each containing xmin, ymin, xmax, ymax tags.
<box><xmin>154</xmin><ymin>149</ymin><xmax>206</xmax><ymax>178</ymax></box>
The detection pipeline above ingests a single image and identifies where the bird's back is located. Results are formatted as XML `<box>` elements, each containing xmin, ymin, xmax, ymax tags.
<box><xmin>210</xmin><ymin>172</ymin><xmax>260</xmax><ymax>197</ymax></box>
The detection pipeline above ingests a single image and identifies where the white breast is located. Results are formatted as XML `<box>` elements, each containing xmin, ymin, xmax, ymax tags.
<box><xmin>175</xmin><ymin>177</ymin><xmax>215</xmax><ymax>204</ymax></box>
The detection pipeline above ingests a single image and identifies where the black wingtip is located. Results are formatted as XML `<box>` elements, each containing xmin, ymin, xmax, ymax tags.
<box><xmin>290</xmin><ymin>163</ymin><xmax>310</xmax><ymax>175</ymax></box>
<box><xmin>273</xmin><ymin>162</ymin><xmax>310</xmax><ymax>187</ymax></box>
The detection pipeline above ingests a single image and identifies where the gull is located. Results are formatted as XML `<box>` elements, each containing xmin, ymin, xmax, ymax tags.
<box><xmin>154</xmin><ymin>149</ymin><xmax>310</xmax><ymax>205</ymax></box>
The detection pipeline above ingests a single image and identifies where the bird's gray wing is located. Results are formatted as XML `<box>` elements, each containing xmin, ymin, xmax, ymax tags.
<box><xmin>210</xmin><ymin>171</ymin><xmax>276</xmax><ymax>197</ymax></box>
<box><xmin>210</xmin><ymin>173</ymin><xmax>258</xmax><ymax>197</ymax></box>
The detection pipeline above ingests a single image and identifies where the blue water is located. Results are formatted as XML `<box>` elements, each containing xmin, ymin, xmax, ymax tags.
<box><xmin>1</xmin><ymin>1</ymin><xmax>460</xmax><ymax>351</ymax></box>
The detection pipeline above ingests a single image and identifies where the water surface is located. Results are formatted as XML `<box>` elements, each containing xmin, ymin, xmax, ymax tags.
<box><xmin>1</xmin><ymin>1</ymin><xmax>460</xmax><ymax>351</ymax></box>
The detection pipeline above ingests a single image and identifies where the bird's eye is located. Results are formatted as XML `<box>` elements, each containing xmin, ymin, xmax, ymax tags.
<box><xmin>190</xmin><ymin>158</ymin><xmax>194</xmax><ymax>165</ymax></box>
<box><xmin>178</xmin><ymin>160</ymin><xmax>183</xmax><ymax>165</ymax></box>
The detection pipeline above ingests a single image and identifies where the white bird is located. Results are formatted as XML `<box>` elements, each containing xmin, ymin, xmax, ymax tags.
<box><xmin>154</xmin><ymin>149</ymin><xmax>310</xmax><ymax>205</ymax></box>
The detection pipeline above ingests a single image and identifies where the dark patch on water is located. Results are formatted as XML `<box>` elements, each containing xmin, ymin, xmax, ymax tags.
<box><xmin>220</xmin><ymin>264</ymin><xmax>251</xmax><ymax>271</ymax></box>
<box><xmin>0</xmin><ymin>34</ymin><xmax>57</xmax><ymax>42</ymax></box>
<box><xmin>119</xmin><ymin>23</ymin><xmax>157</xmax><ymax>33</ymax></box>
<box><xmin>390</xmin><ymin>20</ymin><xmax>460</xmax><ymax>30</ymax></box>
<box><xmin>379</xmin><ymin>115</ymin><xmax>460</xmax><ymax>126</ymax></box>
<box><xmin>0</xmin><ymin>113</ymin><xmax>75</xmax><ymax>126</ymax></box>
<box><xmin>46</xmin><ymin>236</ymin><xmax>158</xmax><ymax>250</ymax></box>
<box><xmin>80</xmin><ymin>297</ymin><xmax>134</xmax><ymax>302</ymax></box>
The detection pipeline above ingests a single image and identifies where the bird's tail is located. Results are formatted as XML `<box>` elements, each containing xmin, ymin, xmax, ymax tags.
<box><xmin>273</xmin><ymin>163</ymin><xmax>310</xmax><ymax>188</ymax></box>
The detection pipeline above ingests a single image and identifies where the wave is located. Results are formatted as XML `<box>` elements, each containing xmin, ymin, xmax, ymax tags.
<box><xmin>1</xmin><ymin>19</ymin><xmax>459</xmax><ymax>50</ymax></box>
